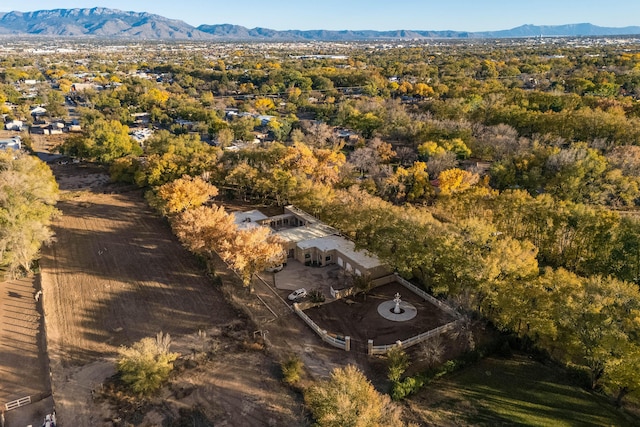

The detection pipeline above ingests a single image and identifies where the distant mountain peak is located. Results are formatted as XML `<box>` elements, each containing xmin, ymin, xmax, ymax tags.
<box><xmin>0</xmin><ymin>7</ymin><xmax>213</xmax><ymax>39</ymax></box>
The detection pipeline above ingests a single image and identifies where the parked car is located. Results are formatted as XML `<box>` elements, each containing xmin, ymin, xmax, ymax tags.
<box><xmin>266</xmin><ymin>263</ymin><xmax>284</xmax><ymax>273</ymax></box>
<box><xmin>288</xmin><ymin>288</ymin><xmax>307</xmax><ymax>301</ymax></box>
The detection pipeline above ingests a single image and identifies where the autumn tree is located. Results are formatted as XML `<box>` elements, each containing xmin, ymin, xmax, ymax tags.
<box><xmin>254</xmin><ymin>97</ymin><xmax>275</xmax><ymax>114</ymax></box>
<box><xmin>437</xmin><ymin>168</ymin><xmax>479</xmax><ymax>196</ymax></box>
<box><xmin>219</xmin><ymin>226</ymin><xmax>285</xmax><ymax>288</ymax></box>
<box><xmin>150</xmin><ymin>175</ymin><xmax>218</xmax><ymax>217</ymax></box>
<box><xmin>172</xmin><ymin>205</ymin><xmax>237</xmax><ymax>256</ymax></box>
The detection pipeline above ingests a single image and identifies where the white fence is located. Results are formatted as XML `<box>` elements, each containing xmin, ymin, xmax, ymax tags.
<box><xmin>5</xmin><ymin>395</ymin><xmax>31</xmax><ymax>411</ymax></box>
<box><xmin>368</xmin><ymin>320</ymin><xmax>460</xmax><ymax>355</ymax></box>
<box><xmin>394</xmin><ymin>273</ymin><xmax>460</xmax><ymax>318</ymax></box>
<box><xmin>293</xmin><ymin>303</ymin><xmax>350</xmax><ymax>351</ymax></box>
<box><xmin>368</xmin><ymin>275</ymin><xmax>462</xmax><ymax>355</ymax></box>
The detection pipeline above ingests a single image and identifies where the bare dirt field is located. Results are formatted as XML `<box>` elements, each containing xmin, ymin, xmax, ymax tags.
<box><xmin>304</xmin><ymin>282</ymin><xmax>456</xmax><ymax>352</ymax></box>
<box><xmin>37</xmin><ymin>158</ymin><xmax>308</xmax><ymax>426</ymax></box>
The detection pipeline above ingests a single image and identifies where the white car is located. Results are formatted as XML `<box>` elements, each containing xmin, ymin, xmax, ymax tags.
<box><xmin>288</xmin><ymin>288</ymin><xmax>307</xmax><ymax>301</ymax></box>
<box><xmin>266</xmin><ymin>264</ymin><xmax>284</xmax><ymax>273</ymax></box>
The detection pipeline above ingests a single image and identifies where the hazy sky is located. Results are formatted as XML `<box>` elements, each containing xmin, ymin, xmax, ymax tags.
<box><xmin>1</xmin><ymin>1</ymin><xmax>638</xmax><ymax>31</ymax></box>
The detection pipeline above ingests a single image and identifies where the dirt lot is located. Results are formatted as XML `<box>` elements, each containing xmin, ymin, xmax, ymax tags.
<box><xmin>37</xmin><ymin>158</ymin><xmax>308</xmax><ymax>426</ymax></box>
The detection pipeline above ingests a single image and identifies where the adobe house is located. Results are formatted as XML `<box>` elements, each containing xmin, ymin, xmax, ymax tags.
<box><xmin>233</xmin><ymin>205</ymin><xmax>390</xmax><ymax>279</ymax></box>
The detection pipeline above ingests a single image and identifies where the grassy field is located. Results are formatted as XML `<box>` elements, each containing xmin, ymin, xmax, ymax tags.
<box><xmin>406</xmin><ymin>355</ymin><xmax>638</xmax><ymax>426</ymax></box>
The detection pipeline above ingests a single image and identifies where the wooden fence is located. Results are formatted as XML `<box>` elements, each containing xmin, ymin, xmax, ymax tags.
<box><xmin>4</xmin><ymin>395</ymin><xmax>31</xmax><ymax>411</ymax></box>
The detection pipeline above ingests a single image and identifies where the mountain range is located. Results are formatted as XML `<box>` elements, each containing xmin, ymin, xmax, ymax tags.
<box><xmin>0</xmin><ymin>8</ymin><xmax>639</xmax><ymax>40</ymax></box>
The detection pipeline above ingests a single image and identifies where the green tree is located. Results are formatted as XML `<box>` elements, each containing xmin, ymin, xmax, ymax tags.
<box><xmin>0</xmin><ymin>151</ymin><xmax>59</xmax><ymax>276</ymax></box>
<box><xmin>63</xmin><ymin>118</ymin><xmax>141</xmax><ymax>163</ymax></box>
<box><xmin>386</xmin><ymin>346</ymin><xmax>409</xmax><ymax>383</ymax></box>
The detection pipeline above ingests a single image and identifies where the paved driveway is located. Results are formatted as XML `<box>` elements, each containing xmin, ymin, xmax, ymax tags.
<box><xmin>261</xmin><ymin>260</ymin><xmax>345</xmax><ymax>300</ymax></box>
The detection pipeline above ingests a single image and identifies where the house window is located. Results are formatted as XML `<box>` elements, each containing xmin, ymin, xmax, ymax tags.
<box><xmin>325</xmin><ymin>256</ymin><xmax>331</xmax><ymax>262</ymax></box>
<box><xmin>305</xmin><ymin>253</ymin><xmax>311</xmax><ymax>259</ymax></box>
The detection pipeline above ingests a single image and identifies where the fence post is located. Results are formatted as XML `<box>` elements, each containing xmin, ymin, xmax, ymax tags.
<box><xmin>368</xmin><ymin>339</ymin><xmax>373</xmax><ymax>355</ymax></box>
<box><xmin>345</xmin><ymin>336</ymin><xmax>351</xmax><ymax>352</ymax></box>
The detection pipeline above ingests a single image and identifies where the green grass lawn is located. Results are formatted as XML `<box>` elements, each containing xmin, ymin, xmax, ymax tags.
<box><xmin>408</xmin><ymin>355</ymin><xmax>638</xmax><ymax>426</ymax></box>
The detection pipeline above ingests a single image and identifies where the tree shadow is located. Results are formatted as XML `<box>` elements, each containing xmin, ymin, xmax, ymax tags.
<box><xmin>40</xmin><ymin>187</ymin><xmax>239</xmax><ymax>367</ymax></box>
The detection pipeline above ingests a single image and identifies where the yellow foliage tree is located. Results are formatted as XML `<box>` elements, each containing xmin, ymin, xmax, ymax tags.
<box><xmin>219</xmin><ymin>226</ymin><xmax>285</xmax><ymax>287</ymax></box>
<box><xmin>172</xmin><ymin>205</ymin><xmax>237</xmax><ymax>256</ymax></box>
<box><xmin>304</xmin><ymin>365</ymin><xmax>403</xmax><ymax>427</ymax></box>
<box><xmin>254</xmin><ymin>97</ymin><xmax>276</xmax><ymax>113</ymax></box>
<box><xmin>287</xmin><ymin>86</ymin><xmax>302</xmax><ymax>101</ymax></box>
<box><xmin>405</xmin><ymin>161</ymin><xmax>433</xmax><ymax>202</ymax></box>
<box><xmin>413</xmin><ymin>82</ymin><xmax>435</xmax><ymax>97</ymax></box>
<box><xmin>154</xmin><ymin>175</ymin><xmax>218</xmax><ymax>216</ymax></box>
<box><xmin>418</xmin><ymin>141</ymin><xmax>445</xmax><ymax>158</ymax></box>
<box><xmin>438</xmin><ymin>168</ymin><xmax>479</xmax><ymax>196</ymax></box>
<box><xmin>143</xmin><ymin>87</ymin><xmax>170</xmax><ymax>107</ymax></box>
<box><xmin>117</xmin><ymin>332</ymin><xmax>178</xmax><ymax>396</ymax></box>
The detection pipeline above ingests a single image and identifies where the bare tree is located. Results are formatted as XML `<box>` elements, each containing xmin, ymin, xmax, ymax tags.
<box><xmin>395</xmin><ymin>146</ymin><xmax>418</xmax><ymax>166</ymax></box>
<box><xmin>426</xmin><ymin>151</ymin><xmax>458</xmax><ymax>179</ymax></box>
<box><xmin>419</xmin><ymin>335</ymin><xmax>445</xmax><ymax>369</ymax></box>
<box><xmin>302</xmin><ymin>121</ymin><xmax>338</xmax><ymax>148</ymax></box>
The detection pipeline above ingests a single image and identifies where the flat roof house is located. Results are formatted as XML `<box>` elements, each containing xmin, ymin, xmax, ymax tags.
<box><xmin>233</xmin><ymin>205</ymin><xmax>389</xmax><ymax>279</ymax></box>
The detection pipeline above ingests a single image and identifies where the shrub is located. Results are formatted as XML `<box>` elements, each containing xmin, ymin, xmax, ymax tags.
<box><xmin>386</xmin><ymin>346</ymin><xmax>410</xmax><ymax>383</ymax></box>
<box><xmin>305</xmin><ymin>365</ymin><xmax>403</xmax><ymax>427</ymax></box>
<box><xmin>391</xmin><ymin>375</ymin><xmax>427</xmax><ymax>401</ymax></box>
<box><xmin>117</xmin><ymin>332</ymin><xmax>179</xmax><ymax>396</ymax></box>
<box><xmin>309</xmin><ymin>288</ymin><xmax>326</xmax><ymax>303</ymax></box>
<box><xmin>281</xmin><ymin>354</ymin><xmax>304</xmax><ymax>385</ymax></box>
